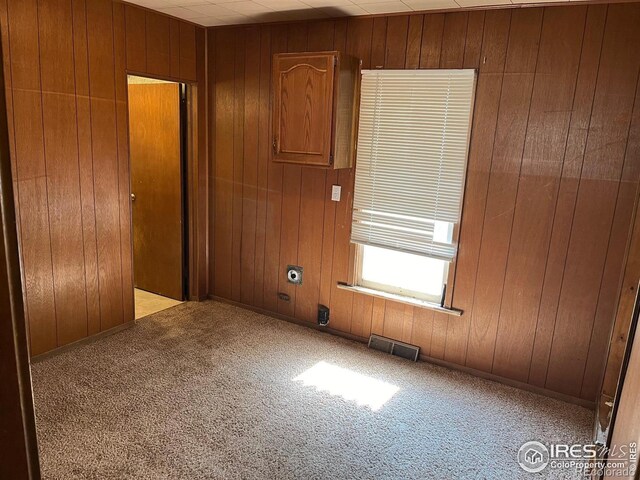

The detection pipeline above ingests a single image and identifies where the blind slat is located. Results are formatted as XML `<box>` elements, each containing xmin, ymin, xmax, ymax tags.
<box><xmin>351</xmin><ymin>69</ymin><xmax>476</xmax><ymax>261</ymax></box>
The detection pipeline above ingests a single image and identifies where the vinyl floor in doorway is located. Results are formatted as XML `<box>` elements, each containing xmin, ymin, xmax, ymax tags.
<box><xmin>31</xmin><ymin>301</ymin><xmax>593</xmax><ymax>479</ymax></box>
<box><xmin>134</xmin><ymin>288</ymin><xmax>182</xmax><ymax>320</ymax></box>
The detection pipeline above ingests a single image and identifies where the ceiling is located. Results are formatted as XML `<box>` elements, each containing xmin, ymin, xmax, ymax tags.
<box><xmin>129</xmin><ymin>0</ymin><xmax>583</xmax><ymax>27</ymax></box>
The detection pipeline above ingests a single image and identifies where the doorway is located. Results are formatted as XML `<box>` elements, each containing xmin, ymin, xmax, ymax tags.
<box><xmin>127</xmin><ymin>75</ymin><xmax>187</xmax><ymax>319</ymax></box>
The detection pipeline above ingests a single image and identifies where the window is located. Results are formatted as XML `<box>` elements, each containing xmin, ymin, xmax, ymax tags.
<box><xmin>351</xmin><ymin>69</ymin><xmax>476</xmax><ymax>305</ymax></box>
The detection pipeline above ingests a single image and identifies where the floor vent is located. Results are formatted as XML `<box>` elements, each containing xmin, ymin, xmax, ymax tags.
<box><xmin>368</xmin><ymin>334</ymin><xmax>420</xmax><ymax>361</ymax></box>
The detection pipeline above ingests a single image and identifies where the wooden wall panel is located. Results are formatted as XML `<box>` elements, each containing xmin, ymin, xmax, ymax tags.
<box><xmin>262</xmin><ymin>26</ymin><xmax>287</xmax><ymax>312</ymax></box>
<box><xmin>213</xmin><ymin>28</ymin><xmax>235</xmax><ymax>301</ymax></box>
<box><xmin>72</xmin><ymin>0</ymin><xmax>101</xmax><ymax>337</ymax></box>
<box><xmin>295</xmin><ymin>20</ymin><xmax>334</xmax><ymax>324</ymax></box>
<box><xmin>231</xmin><ymin>29</ymin><xmax>245</xmax><ymax>303</ymax></box>
<box><xmin>441</xmin><ymin>8</ymin><xmax>493</xmax><ymax>366</ymax></box>
<box><xmin>528</xmin><ymin>4</ymin><xmax>607</xmax><ymax>388</ymax></box>
<box><xmin>546</xmin><ymin>3</ymin><xmax>640</xmax><ymax>398</ymax></box>
<box><xmin>41</xmin><ymin>96</ymin><xmax>88</xmax><ymax>341</ymax></box>
<box><xmin>113</xmin><ymin>1</ymin><xmax>134</xmax><ymax>325</ymax></box>
<box><xmin>369</xmin><ymin>17</ymin><xmax>386</xmax><ymax>69</ymax></box>
<box><xmin>463</xmin><ymin>11</ymin><xmax>484</xmax><ymax>68</ymax></box>
<box><xmin>209</xmin><ymin>3</ymin><xmax>640</xmax><ymax>403</ymax></box>
<box><xmin>326</xmin><ymin>19</ymin><xmax>357</xmax><ymax>333</ymax></box>
<box><xmin>39</xmin><ymin>0</ymin><xmax>89</xmax><ymax>346</ymax></box>
<box><xmin>179</xmin><ymin>22</ymin><xmax>197</xmax><ymax>81</ymax></box>
<box><xmin>240</xmin><ymin>26</ymin><xmax>260</xmax><ymax>306</ymax></box>
<box><xmin>440</xmin><ymin>12</ymin><xmax>467</xmax><ymax>69</ymax></box>
<box><xmin>87</xmin><ymin>0</ymin><xmax>124</xmax><ymax>331</ymax></box>
<box><xmin>405</xmin><ymin>15</ymin><xmax>423</xmax><ymax>69</ymax></box>
<box><xmin>581</xmin><ymin>17</ymin><xmax>640</xmax><ymax>402</ymax></box>
<box><xmin>431</xmin><ymin>10</ymin><xmax>481</xmax><ymax>361</ymax></box>
<box><xmin>146</xmin><ymin>12</ymin><xmax>171</xmax><ymax>77</ymax></box>
<box><xmin>125</xmin><ymin>5</ymin><xmax>146</xmax><ymax>73</ymax></box>
<box><xmin>251</xmin><ymin>25</ymin><xmax>271</xmax><ymax>309</ymax></box>
<box><xmin>275</xmin><ymin>23</ymin><xmax>306</xmax><ymax>317</ymax></box>
<box><xmin>1</xmin><ymin>0</ymin><xmax>207</xmax><ymax>355</ymax></box>
<box><xmin>6</xmin><ymin>0</ymin><xmax>56</xmax><ymax>356</ymax></box>
<box><xmin>466</xmin><ymin>7</ymin><xmax>543</xmax><ymax>373</ymax></box>
<box><xmin>492</xmin><ymin>6</ymin><xmax>586</xmax><ymax>382</ymax></box>
<box><xmin>194</xmin><ymin>26</ymin><xmax>209</xmax><ymax>301</ymax></box>
<box><xmin>342</xmin><ymin>18</ymin><xmax>373</xmax><ymax>338</ymax></box>
<box><xmin>385</xmin><ymin>15</ymin><xmax>408</xmax><ymax>68</ymax></box>
<box><xmin>170</xmin><ymin>19</ymin><xmax>180</xmax><ymax>78</ymax></box>
<box><xmin>420</xmin><ymin>13</ymin><xmax>444</xmax><ymax>68</ymax></box>
<box><xmin>125</xmin><ymin>7</ymin><xmax>198</xmax><ymax>84</ymax></box>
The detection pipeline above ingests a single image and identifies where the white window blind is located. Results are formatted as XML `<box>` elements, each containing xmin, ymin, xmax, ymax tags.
<box><xmin>351</xmin><ymin>69</ymin><xmax>476</xmax><ymax>262</ymax></box>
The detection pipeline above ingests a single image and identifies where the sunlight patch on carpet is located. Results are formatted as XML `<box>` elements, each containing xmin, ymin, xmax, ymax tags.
<box><xmin>293</xmin><ymin>361</ymin><xmax>399</xmax><ymax>411</ymax></box>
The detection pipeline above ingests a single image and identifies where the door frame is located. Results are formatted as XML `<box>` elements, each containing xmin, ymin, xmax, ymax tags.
<box><xmin>125</xmin><ymin>72</ymin><xmax>203</xmax><ymax>302</ymax></box>
<box><xmin>603</xmin><ymin>296</ymin><xmax>640</xmax><ymax>479</ymax></box>
<box><xmin>0</xmin><ymin>39</ymin><xmax>40</xmax><ymax>477</ymax></box>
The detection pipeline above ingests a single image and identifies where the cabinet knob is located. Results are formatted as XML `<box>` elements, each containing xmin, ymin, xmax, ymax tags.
<box><xmin>272</xmin><ymin>138</ymin><xmax>277</xmax><ymax>153</ymax></box>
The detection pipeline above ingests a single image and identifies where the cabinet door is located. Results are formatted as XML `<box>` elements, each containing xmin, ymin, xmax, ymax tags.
<box><xmin>273</xmin><ymin>53</ymin><xmax>335</xmax><ymax>166</ymax></box>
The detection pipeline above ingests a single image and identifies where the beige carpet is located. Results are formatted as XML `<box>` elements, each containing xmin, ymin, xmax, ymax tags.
<box><xmin>31</xmin><ymin>301</ymin><xmax>593</xmax><ymax>479</ymax></box>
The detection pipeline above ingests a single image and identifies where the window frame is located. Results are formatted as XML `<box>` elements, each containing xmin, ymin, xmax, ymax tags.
<box><xmin>353</xmin><ymin>242</ymin><xmax>458</xmax><ymax>307</ymax></box>
<box><xmin>348</xmin><ymin>68</ymin><xmax>476</xmax><ymax>310</ymax></box>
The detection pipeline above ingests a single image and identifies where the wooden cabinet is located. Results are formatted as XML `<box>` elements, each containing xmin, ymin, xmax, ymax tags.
<box><xmin>272</xmin><ymin>51</ymin><xmax>360</xmax><ymax>169</ymax></box>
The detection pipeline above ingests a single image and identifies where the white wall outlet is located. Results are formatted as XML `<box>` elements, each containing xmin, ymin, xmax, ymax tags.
<box><xmin>331</xmin><ymin>185</ymin><xmax>342</xmax><ymax>202</ymax></box>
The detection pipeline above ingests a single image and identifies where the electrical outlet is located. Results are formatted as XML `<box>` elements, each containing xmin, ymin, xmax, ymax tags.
<box><xmin>318</xmin><ymin>305</ymin><xmax>329</xmax><ymax>326</ymax></box>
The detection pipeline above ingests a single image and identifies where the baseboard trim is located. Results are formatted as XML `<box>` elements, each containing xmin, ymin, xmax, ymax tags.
<box><xmin>209</xmin><ymin>295</ymin><xmax>370</xmax><ymax>344</ymax></box>
<box><xmin>209</xmin><ymin>295</ymin><xmax>595</xmax><ymax>410</ymax></box>
<box><xmin>417</xmin><ymin>353</ymin><xmax>595</xmax><ymax>410</ymax></box>
<box><xmin>31</xmin><ymin>321</ymin><xmax>136</xmax><ymax>363</ymax></box>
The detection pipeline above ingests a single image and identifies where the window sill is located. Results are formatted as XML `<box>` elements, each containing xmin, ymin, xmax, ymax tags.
<box><xmin>337</xmin><ymin>283</ymin><xmax>463</xmax><ymax>316</ymax></box>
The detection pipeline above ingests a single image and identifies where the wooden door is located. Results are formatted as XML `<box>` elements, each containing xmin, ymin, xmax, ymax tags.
<box><xmin>128</xmin><ymin>82</ymin><xmax>183</xmax><ymax>300</ymax></box>
<box><xmin>273</xmin><ymin>52</ymin><xmax>336</xmax><ymax>166</ymax></box>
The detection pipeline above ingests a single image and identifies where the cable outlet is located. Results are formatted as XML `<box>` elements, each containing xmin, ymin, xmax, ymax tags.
<box><xmin>287</xmin><ymin>265</ymin><xmax>303</xmax><ymax>285</ymax></box>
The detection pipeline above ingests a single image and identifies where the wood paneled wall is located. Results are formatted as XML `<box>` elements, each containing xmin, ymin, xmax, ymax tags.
<box><xmin>208</xmin><ymin>2</ymin><xmax>640</xmax><ymax>402</ymax></box>
<box><xmin>0</xmin><ymin>0</ymin><xmax>205</xmax><ymax>356</ymax></box>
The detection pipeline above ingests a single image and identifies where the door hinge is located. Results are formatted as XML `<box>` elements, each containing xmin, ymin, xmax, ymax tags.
<box><xmin>334</xmin><ymin>56</ymin><xmax>338</xmax><ymax>67</ymax></box>
<box><xmin>273</xmin><ymin>138</ymin><xmax>277</xmax><ymax>153</ymax></box>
